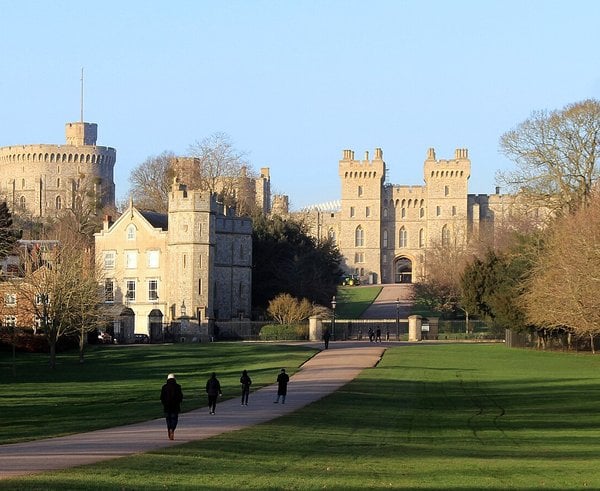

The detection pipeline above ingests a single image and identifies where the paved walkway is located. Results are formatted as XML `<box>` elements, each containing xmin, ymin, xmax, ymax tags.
<box><xmin>360</xmin><ymin>284</ymin><xmax>414</xmax><ymax>319</ymax></box>
<box><xmin>0</xmin><ymin>344</ymin><xmax>385</xmax><ymax>480</ymax></box>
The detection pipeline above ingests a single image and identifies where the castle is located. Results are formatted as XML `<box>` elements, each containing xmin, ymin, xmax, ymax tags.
<box><xmin>295</xmin><ymin>147</ymin><xmax>521</xmax><ymax>284</ymax></box>
<box><xmin>0</xmin><ymin>121</ymin><xmax>116</xmax><ymax>217</ymax></box>
<box><xmin>94</xmin><ymin>181</ymin><xmax>253</xmax><ymax>337</ymax></box>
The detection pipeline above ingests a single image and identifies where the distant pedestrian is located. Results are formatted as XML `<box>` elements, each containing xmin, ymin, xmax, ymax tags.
<box><xmin>274</xmin><ymin>368</ymin><xmax>290</xmax><ymax>404</ymax></box>
<box><xmin>323</xmin><ymin>328</ymin><xmax>331</xmax><ymax>349</ymax></box>
<box><xmin>206</xmin><ymin>372</ymin><xmax>222</xmax><ymax>414</ymax></box>
<box><xmin>160</xmin><ymin>373</ymin><xmax>183</xmax><ymax>440</ymax></box>
<box><xmin>240</xmin><ymin>369</ymin><xmax>252</xmax><ymax>406</ymax></box>
<box><xmin>386</xmin><ymin>329</ymin><xmax>390</xmax><ymax>341</ymax></box>
<box><xmin>368</xmin><ymin>327</ymin><xmax>374</xmax><ymax>342</ymax></box>
<box><xmin>376</xmin><ymin>327</ymin><xmax>382</xmax><ymax>343</ymax></box>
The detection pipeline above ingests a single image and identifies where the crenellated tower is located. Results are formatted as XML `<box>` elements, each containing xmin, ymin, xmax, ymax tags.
<box><xmin>338</xmin><ymin>148</ymin><xmax>386</xmax><ymax>282</ymax></box>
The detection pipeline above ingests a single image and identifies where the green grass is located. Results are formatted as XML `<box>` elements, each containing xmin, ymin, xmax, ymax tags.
<box><xmin>4</xmin><ymin>344</ymin><xmax>600</xmax><ymax>489</ymax></box>
<box><xmin>0</xmin><ymin>343</ymin><xmax>317</xmax><ymax>444</ymax></box>
<box><xmin>335</xmin><ymin>285</ymin><xmax>382</xmax><ymax>318</ymax></box>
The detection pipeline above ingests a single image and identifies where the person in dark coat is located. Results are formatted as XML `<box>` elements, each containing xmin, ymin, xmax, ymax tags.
<box><xmin>368</xmin><ymin>327</ymin><xmax>374</xmax><ymax>342</ymax></box>
<box><xmin>160</xmin><ymin>373</ymin><xmax>183</xmax><ymax>440</ymax></box>
<box><xmin>274</xmin><ymin>368</ymin><xmax>290</xmax><ymax>404</ymax></box>
<box><xmin>240</xmin><ymin>369</ymin><xmax>252</xmax><ymax>406</ymax></box>
<box><xmin>323</xmin><ymin>328</ymin><xmax>331</xmax><ymax>349</ymax></box>
<box><xmin>206</xmin><ymin>372</ymin><xmax>222</xmax><ymax>414</ymax></box>
<box><xmin>375</xmin><ymin>327</ymin><xmax>382</xmax><ymax>343</ymax></box>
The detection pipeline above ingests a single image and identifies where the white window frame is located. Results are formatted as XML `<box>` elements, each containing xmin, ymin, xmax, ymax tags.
<box><xmin>4</xmin><ymin>293</ymin><xmax>16</xmax><ymax>306</ymax></box>
<box><xmin>148</xmin><ymin>279</ymin><xmax>159</xmax><ymax>301</ymax></box>
<box><xmin>125</xmin><ymin>251</ymin><xmax>138</xmax><ymax>269</ymax></box>
<box><xmin>104</xmin><ymin>251</ymin><xmax>115</xmax><ymax>270</ymax></box>
<box><xmin>125</xmin><ymin>280</ymin><xmax>136</xmax><ymax>302</ymax></box>
<box><xmin>147</xmin><ymin>250</ymin><xmax>159</xmax><ymax>268</ymax></box>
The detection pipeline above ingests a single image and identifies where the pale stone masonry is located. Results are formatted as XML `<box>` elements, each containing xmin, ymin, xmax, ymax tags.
<box><xmin>0</xmin><ymin>122</ymin><xmax>116</xmax><ymax>217</ymax></box>
<box><xmin>295</xmin><ymin>147</ymin><xmax>529</xmax><ymax>284</ymax></box>
<box><xmin>94</xmin><ymin>181</ymin><xmax>252</xmax><ymax>335</ymax></box>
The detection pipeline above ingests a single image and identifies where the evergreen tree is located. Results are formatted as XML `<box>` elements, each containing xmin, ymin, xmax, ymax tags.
<box><xmin>0</xmin><ymin>201</ymin><xmax>20</xmax><ymax>259</ymax></box>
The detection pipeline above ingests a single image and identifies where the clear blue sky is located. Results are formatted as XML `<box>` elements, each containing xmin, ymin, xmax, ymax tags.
<box><xmin>1</xmin><ymin>0</ymin><xmax>599</xmax><ymax>210</ymax></box>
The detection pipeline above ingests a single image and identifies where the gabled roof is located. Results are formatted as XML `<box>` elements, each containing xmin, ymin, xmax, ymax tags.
<box><xmin>139</xmin><ymin>211</ymin><xmax>168</xmax><ymax>231</ymax></box>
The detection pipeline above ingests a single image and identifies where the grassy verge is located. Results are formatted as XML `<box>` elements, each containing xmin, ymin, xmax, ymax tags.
<box><xmin>4</xmin><ymin>344</ymin><xmax>600</xmax><ymax>489</ymax></box>
<box><xmin>0</xmin><ymin>343</ymin><xmax>317</xmax><ymax>444</ymax></box>
<box><xmin>335</xmin><ymin>286</ymin><xmax>382</xmax><ymax>318</ymax></box>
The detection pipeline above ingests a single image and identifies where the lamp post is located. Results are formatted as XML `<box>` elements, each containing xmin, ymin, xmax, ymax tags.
<box><xmin>331</xmin><ymin>296</ymin><xmax>337</xmax><ymax>341</ymax></box>
<box><xmin>180</xmin><ymin>300</ymin><xmax>187</xmax><ymax>317</ymax></box>
<box><xmin>395</xmin><ymin>297</ymin><xmax>400</xmax><ymax>341</ymax></box>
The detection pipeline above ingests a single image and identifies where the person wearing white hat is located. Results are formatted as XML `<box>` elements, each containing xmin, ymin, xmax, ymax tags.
<box><xmin>160</xmin><ymin>373</ymin><xmax>183</xmax><ymax>440</ymax></box>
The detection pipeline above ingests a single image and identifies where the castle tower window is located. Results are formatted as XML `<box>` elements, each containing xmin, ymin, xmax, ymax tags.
<box><xmin>57</xmin><ymin>178</ymin><xmax>60</xmax><ymax>188</ymax></box>
<box><xmin>55</xmin><ymin>196</ymin><xmax>62</xmax><ymax>210</ymax></box>
<box><xmin>355</xmin><ymin>226</ymin><xmax>364</xmax><ymax>247</ymax></box>
<box><xmin>383</xmin><ymin>207</ymin><xmax>388</xmax><ymax>218</ymax></box>
<box><xmin>21</xmin><ymin>179</ymin><xmax>25</xmax><ymax>189</ymax></box>
<box><xmin>365</xmin><ymin>206</ymin><xmax>370</xmax><ymax>217</ymax></box>
<box><xmin>419</xmin><ymin>229</ymin><xmax>425</xmax><ymax>248</ymax></box>
<box><xmin>436</xmin><ymin>206</ymin><xmax>441</xmax><ymax>217</ymax></box>
<box><xmin>354</xmin><ymin>252</ymin><xmax>364</xmax><ymax>263</ymax></box>
<box><xmin>358</xmin><ymin>185</ymin><xmax>363</xmax><ymax>197</ymax></box>
<box><xmin>126</xmin><ymin>225</ymin><xmax>136</xmax><ymax>241</ymax></box>
<box><xmin>445</xmin><ymin>185</ymin><xmax>450</xmax><ymax>196</ymax></box>
<box><xmin>420</xmin><ymin>207</ymin><xmax>425</xmax><ymax>218</ymax></box>
<box><xmin>328</xmin><ymin>228</ymin><xmax>336</xmax><ymax>244</ymax></box>
<box><xmin>350</xmin><ymin>207</ymin><xmax>355</xmax><ymax>218</ymax></box>
<box><xmin>383</xmin><ymin>229</ymin><xmax>388</xmax><ymax>248</ymax></box>
<box><xmin>452</xmin><ymin>206</ymin><xmax>456</xmax><ymax>216</ymax></box>
<box><xmin>19</xmin><ymin>196</ymin><xmax>26</xmax><ymax>210</ymax></box>
<box><xmin>399</xmin><ymin>227</ymin><xmax>408</xmax><ymax>248</ymax></box>
<box><xmin>442</xmin><ymin>225</ymin><xmax>450</xmax><ymax>246</ymax></box>
<box><xmin>198</xmin><ymin>278</ymin><xmax>202</xmax><ymax>295</ymax></box>
<box><xmin>401</xmin><ymin>208</ymin><xmax>406</xmax><ymax>218</ymax></box>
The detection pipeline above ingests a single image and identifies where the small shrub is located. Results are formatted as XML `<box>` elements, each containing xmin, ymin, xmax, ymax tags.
<box><xmin>259</xmin><ymin>324</ymin><xmax>308</xmax><ymax>341</ymax></box>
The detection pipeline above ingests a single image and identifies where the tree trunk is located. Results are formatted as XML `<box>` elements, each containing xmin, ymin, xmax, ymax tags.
<box><xmin>49</xmin><ymin>341</ymin><xmax>56</xmax><ymax>369</ymax></box>
<box><xmin>79</xmin><ymin>330</ymin><xmax>85</xmax><ymax>364</ymax></box>
<box><xmin>590</xmin><ymin>333</ymin><xmax>596</xmax><ymax>355</ymax></box>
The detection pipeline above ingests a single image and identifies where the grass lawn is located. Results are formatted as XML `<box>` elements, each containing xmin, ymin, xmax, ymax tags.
<box><xmin>4</xmin><ymin>343</ymin><xmax>600</xmax><ymax>489</ymax></box>
<box><xmin>335</xmin><ymin>285</ymin><xmax>382</xmax><ymax>318</ymax></box>
<box><xmin>0</xmin><ymin>343</ymin><xmax>317</xmax><ymax>444</ymax></box>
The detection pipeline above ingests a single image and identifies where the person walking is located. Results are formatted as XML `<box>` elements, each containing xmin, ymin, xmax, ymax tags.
<box><xmin>206</xmin><ymin>372</ymin><xmax>222</xmax><ymax>414</ymax></box>
<box><xmin>160</xmin><ymin>373</ymin><xmax>183</xmax><ymax>440</ymax></box>
<box><xmin>368</xmin><ymin>326</ymin><xmax>374</xmax><ymax>342</ymax></box>
<box><xmin>240</xmin><ymin>369</ymin><xmax>252</xmax><ymax>406</ymax></box>
<box><xmin>375</xmin><ymin>327</ymin><xmax>382</xmax><ymax>343</ymax></box>
<box><xmin>274</xmin><ymin>368</ymin><xmax>289</xmax><ymax>404</ymax></box>
<box><xmin>323</xmin><ymin>328</ymin><xmax>331</xmax><ymax>349</ymax></box>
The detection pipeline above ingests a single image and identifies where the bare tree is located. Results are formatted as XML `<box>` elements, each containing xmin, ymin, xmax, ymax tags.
<box><xmin>187</xmin><ymin>132</ymin><xmax>252</xmax><ymax>208</ymax></box>
<box><xmin>127</xmin><ymin>151</ymin><xmax>176</xmax><ymax>213</ymax></box>
<box><xmin>267</xmin><ymin>293</ymin><xmax>315</xmax><ymax>325</ymax></box>
<box><xmin>498</xmin><ymin>99</ymin><xmax>600</xmax><ymax>215</ymax></box>
<box><xmin>15</xmin><ymin>235</ymin><xmax>109</xmax><ymax>367</ymax></box>
<box><xmin>522</xmin><ymin>194</ymin><xmax>600</xmax><ymax>352</ymax></box>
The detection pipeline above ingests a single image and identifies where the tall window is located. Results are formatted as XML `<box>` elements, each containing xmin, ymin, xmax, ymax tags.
<box><xmin>147</xmin><ymin>250</ymin><xmax>159</xmax><ymax>268</ymax></box>
<box><xmin>383</xmin><ymin>229</ymin><xmax>388</xmax><ymax>248</ymax></box>
<box><xmin>148</xmin><ymin>279</ymin><xmax>158</xmax><ymax>301</ymax></box>
<box><xmin>355</xmin><ymin>226</ymin><xmax>364</xmax><ymax>247</ymax></box>
<box><xmin>104</xmin><ymin>251</ymin><xmax>115</xmax><ymax>269</ymax></box>
<box><xmin>328</xmin><ymin>228</ymin><xmax>336</xmax><ymax>244</ymax></box>
<box><xmin>19</xmin><ymin>196</ymin><xmax>26</xmax><ymax>210</ymax></box>
<box><xmin>436</xmin><ymin>206</ymin><xmax>441</xmax><ymax>217</ymax></box>
<box><xmin>420</xmin><ymin>207</ymin><xmax>425</xmax><ymax>218</ymax></box>
<box><xmin>452</xmin><ymin>206</ymin><xmax>456</xmax><ymax>216</ymax></box>
<box><xmin>125</xmin><ymin>251</ymin><xmax>137</xmax><ymax>269</ymax></box>
<box><xmin>445</xmin><ymin>185</ymin><xmax>450</xmax><ymax>196</ymax></box>
<box><xmin>357</xmin><ymin>185</ymin><xmax>363</xmax><ymax>197</ymax></box>
<box><xmin>104</xmin><ymin>278</ymin><xmax>114</xmax><ymax>302</ymax></box>
<box><xmin>365</xmin><ymin>206</ymin><xmax>370</xmax><ymax>217</ymax></box>
<box><xmin>125</xmin><ymin>280</ymin><xmax>136</xmax><ymax>302</ymax></box>
<box><xmin>442</xmin><ymin>225</ymin><xmax>450</xmax><ymax>246</ymax></box>
<box><xmin>419</xmin><ymin>228</ymin><xmax>425</xmax><ymax>248</ymax></box>
<box><xmin>399</xmin><ymin>227</ymin><xmax>408</xmax><ymax>247</ymax></box>
<box><xmin>354</xmin><ymin>252</ymin><xmax>364</xmax><ymax>263</ymax></box>
<box><xmin>126</xmin><ymin>225</ymin><xmax>136</xmax><ymax>240</ymax></box>
<box><xmin>401</xmin><ymin>208</ymin><xmax>406</xmax><ymax>218</ymax></box>
<box><xmin>383</xmin><ymin>207</ymin><xmax>388</xmax><ymax>218</ymax></box>
<box><xmin>55</xmin><ymin>196</ymin><xmax>62</xmax><ymax>210</ymax></box>
<box><xmin>350</xmin><ymin>207</ymin><xmax>355</xmax><ymax>218</ymax></box>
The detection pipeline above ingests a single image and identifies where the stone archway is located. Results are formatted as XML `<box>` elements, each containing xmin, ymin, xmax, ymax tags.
<box><xmin>394</xmin><ymin>257</ymin><xmax>413</xmax><ymax>283</ymax></box>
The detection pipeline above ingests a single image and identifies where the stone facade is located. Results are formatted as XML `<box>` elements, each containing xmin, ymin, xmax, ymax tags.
<box><xmin>94</xmin><ymin>182</ymin><xmax>252</xmax><ymax>335</ymax></box>
<box><xmin>297</xmin><ymin>147</ymin><xmax>531</xmax><ymax>284</ymax></box>
<box><xmin>0</xmin><ymin>122</ymin><xmax>116</xmax><ymax>217</ymax></box>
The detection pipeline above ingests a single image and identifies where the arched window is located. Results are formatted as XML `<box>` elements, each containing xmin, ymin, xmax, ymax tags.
<box><xmin>399</xmin><ymin>227</ymin><xmax>408</xmax><ymax>247</ymax></box>
<box><xmin>442</xmin><ymin>225</ymin><xmax>450</xmax><ymax>246</ymax></box>
<box><xmin>383</xmin><ymin>229</ymin><xmax>388</xmax><ymax>248</ymax></box>
<box><xmin>358</xmin><ymin>185</ymin><xmax>363</xmax><ymax>197</ymax></box>
<box><xmin>328</xmin><ymin>228</ymin><xmax>336</xmax><ymax>244</ymax></box>
<box><xmin>19</xmin><ymin>196</ymin><xmax>26</xmax><ymax>210</ymax></box>
<box><xmin>445</xmin><ymin>185</ymin><xmax>450</xmax><ymax>196</ymax></box>
<box><xmin>420</xmin><ymin>207</ymin><xmax>425</xmax><ymax>218</ymax></box>
<box><xmin>355</xmin><ymin>226</ymin><xmax>364</xmax><ymax>247</ymax></box>
<box><xmin>383</xmin><ymin>207</ymin><xmax>388</xmax><ymax>218</ymax></box>
<box><xmin>21</xmin><ymin>179</ymin><xmax>25</xmax><ymax>189</ymax></box>
<box><xmin>126</xmin><ymin>224</ymin><xmax>137</xmax><ymax>241</ymax></box>
<box><xmin>419</xmin><ymin>228</ymin><xmax>425</xmax><ymax>248</ymax></box>
<box><xmin>401</xmin><ymin>207</ymin><xmax>406</xmax><ymax>218</ymax></box>
<box><xmin>55</xmin><ymin>196</ymin><xmax>62</xmax><ymax>210</ymax></box>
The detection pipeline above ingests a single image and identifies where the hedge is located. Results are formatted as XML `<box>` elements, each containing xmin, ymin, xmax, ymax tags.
<box><xmin>259</xmin><ymin>324</ymin><xmax>308</xmax><ymax>341</ymax></box>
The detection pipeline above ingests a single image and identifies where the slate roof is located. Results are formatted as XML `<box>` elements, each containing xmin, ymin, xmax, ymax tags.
<box><xmin>139</xmin><ymin>210</ymin><xmax>169</xmax><ymax>231</ymax></box>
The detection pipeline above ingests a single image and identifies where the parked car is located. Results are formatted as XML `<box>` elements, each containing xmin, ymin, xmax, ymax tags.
<box><xmin>134</xmin><ymin>333</ymin><xmax>150</xmax><ymax>344</ymax></box>
<box><xmin>341</xmin><ymin>274</ymin><xmax>361</xmax><ymax>286</ymax></box>
<box><xmin>98</xmin><ymin>331</ymin><xmax>113</xmax><ymax>344</ymax></box>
